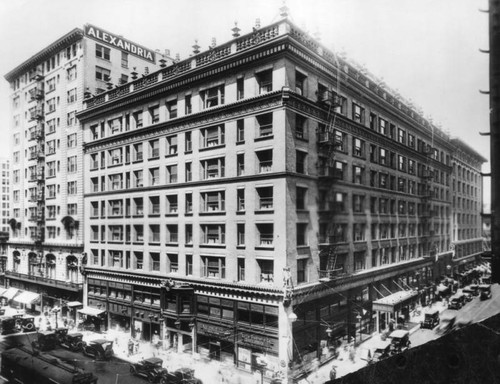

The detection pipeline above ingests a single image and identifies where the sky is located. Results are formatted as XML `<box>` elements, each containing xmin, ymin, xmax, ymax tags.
<box><xmin>0</xmin><ymin>0</ymin><xmax>491</xmax><ymax>205</ymax></box>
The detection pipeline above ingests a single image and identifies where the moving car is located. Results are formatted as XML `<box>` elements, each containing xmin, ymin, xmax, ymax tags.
<box><xmin>129</xmin><ymin>357</ymin><xmax>169</xmax><ymax>384</ymax></box>
<box><xmin>388</xmin><ymin>330</ymin><xmax>410</xmax><ymax>354</ymax></box>
<box><xmin>82</xmin><ymin>339</ymin><xmax>114</xmax><ymax>360</ymax></box>
<box><xmin>421</xmin><ymin>309</ymin><xmax>440</xmax><ymax>329</ymax></box>
<box><xmin>479</xmin><ymin>284</ymin><xmax>492</xmax><ymax>300</ymax></box>
<box><xmin>437</xmin><ymin>312</ymin><xmax>456</xmax><ymax>335</ymax></box>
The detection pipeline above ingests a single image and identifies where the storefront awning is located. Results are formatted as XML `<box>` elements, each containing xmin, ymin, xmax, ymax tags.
<box><xmin>66</xmin><ymin>301</ymin><xmax>82</xmax><ymax>308</ymax></box>
<box><xmin>78</xmin><ymin>306</ymin><xmax>105</xmax><ymax>317</ymax></box>
<box><xmin>372</xmin><ymin>290</ymin><xmax>418</xmax><ymax>313</ymax></box>
<box><xmin>1</xmin><ymin>287</ymin><xmax>19</xmax><ymax>301</ymax></box>
<box><xmin>13</xmin><ymin>291</ymin><xmax>40</xmax><ymax>305</ymax></box>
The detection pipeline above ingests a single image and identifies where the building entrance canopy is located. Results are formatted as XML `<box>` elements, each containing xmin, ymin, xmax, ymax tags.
<box><xmin>1</xmin><ymin>287</ymin><xmax>19</xmax><ymax>301</ymax></box>
<box><xmin>13</xmin><ymin>291</ymin><xmax>40</xmax><ymax>305</ymax></box>
<box><xmin>78</xmin><ymin>306</ymin><xmax>105</xmax><ymax>317</ymax></box>
<box><xmin>372</xmin><ymin>290</ymin><xmax>418</xmax><ymax>313</ymax></box>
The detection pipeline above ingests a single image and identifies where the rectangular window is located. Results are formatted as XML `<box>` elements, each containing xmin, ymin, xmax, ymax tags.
<box><xmin>134</xmin><ymin>111</ymin><xmax>143</xmax><ymax>128</ymax></box>
<box><xmin>256</xmin><ymin>70</ymin><xmax>272</xmax><ymax>94</ymax></box>
<box><xmin>236</xmin><ymin>119</ymin><xmax>245</xmax><ymax>142</ymax></box>
<box><xmin>296</xmin><ymin>151</ymin><xmax>307</xmax><ymax>174</ymax></box>
<box><xmin>257</xmin><ymin>223</ymin><xmax>273</xmax><ymax>246</ymax></box>
<box><xmin>166</xmin><ymin>224</ymin><xmax>178</xmax><ymax>243</ymax></box>
<box><xmin>167</xmin><ymin>100</ymin><xmax>178</xmax><ymax>119</ymax></box>
<box><xmin>296</xmin><ymin>223</ymin><xmax>308</xmax><ymax>246</ymax></box>
<box><xmin>95</xmin><ymin>66</ymin><xmax>111</xmax><ymax>81</ymax></box>
<box><xmin>149</xmin><ymin>105</ymin><xmax>160</xmax><ymax>124</ymax></box>
<box><xmin>67</xmin><ymin>156</ymin><xmax>77</xmax><ymax>173</ymax></box>
<box><xmin>257</xmin><ymin>187</ymin><xmax>273</xmax><ymax>210</ymax></box>
<box><xmin>165</xmin><ymin>135</ymin><xmax>178</xmax><ymax>155</ymax></box>
<box><xmin>201</xmin><ymin>191</ymin><xmax>225</xmax><ymax>212</ymax></box>
<box><xmin>295</xmin><ymin>114</ymin><xmax>307</xmax><ymax>139</ymax></box>
<box><xmin>121</xmin><ymin>52</ymin><xmax>128</xmax><ymax>68</ymax></box>
<box><xmin>295</xmin><ymin>71</ymin><xmax>307</xmax><ymax>95</ymax></box>
<box><xmin>96</xmin><ymin>44</ymin><xmax>110</xmax><ymax>60</ymax></box>
<box><xmin>149</xmin><ymin>139</ymin><xmax>160</xmax><ymax>158</ymax></box>
<box><xmin>237</xmin><ymin>224</ymin><xmax>245</xmax><ymax>246</ymax></box>
<box><xmin>166</xmin><ymin>195</ymin><xmax>178</xmax><ymax>214</ymax></box>
<box><xmin>67</xmin><ymin>88</ymin><xmax>77</xmax><ymax>104</ymax></box>
<box><xmin>201</xmin><ymin>157</ymin><xmax>225</xmax><ymax>179</ymax></box>
<box><xmin>352</xmin><ymin>103</ymin><xmax>365</xmax><ymax>124</ymax></box>
<box><xmin>201</xmin><ymin>85</ymin><xmax>225</xmax><ymax>108</ymax></box>
<box><xmin>257</xmin><ymin>150</ymin><xmax>272</xmax><ymax>173</ymax></box>
<box><xmin>237</xmin><ymin>189</ymin><xmax>245</xmax><ymax>211</ymax></box>
<box><xmin>201</xmin><ymin>125</ymin><xmax>225</xmax><ymax>148</ymax></box>
<box><xmin>256</xmin><ymin>113</ymin><xmax>273</xmax><ymax>137</ymax></box>
<box><xmin>150</xmin><ymin>168</ymin><xmax>160</xmax><ymax>186</ymax></box>
<box><xmin>202</xmin><ymin>256</ymin><xmax>225</xmax><ymax>279</ymax></box>
<box><xmin>237</xmin><ymin>154</ymin><xmax>244</xmax><ymax>176</ymax></box>
<box><xmin>185</xmin><ymin>94</ymin><xmax>192</xmax><ymax>115</ymax></box>
<box><xmin>201</xmin><ymin>224</ymin><xmax>225</xmax><ymax>245</ymax></box>
<box><xmin>67</xmin><ymin>133</ymin><xmax>77</xmax><ymax>148</ymax></box>
<box><xmin>166</xmin><ymin>164</ymin><xmax>178</xmax><ymax>183</ymax></box>
<box><xmin>185</xmin><ymin>132</ymin><xmax>192</xmax><ymax>152</ymax></box>
<box><xmin>237</xmin><ymin>77</ymin><xmax>244</xmax><ymax>100</ymax></box>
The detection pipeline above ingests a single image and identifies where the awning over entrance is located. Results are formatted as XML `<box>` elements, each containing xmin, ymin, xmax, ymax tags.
<box><xmin>13</xmin><ymin>291</ymin><xmax>40</xmax><ymax>305</ymax></box>
<box><xmin>78</xmin><ymin>306</ymin><xmax>105</xmax><ymax>317</ymax></box>
<box><xmin>372</xmin><ymin>290</ymin><xmax>418</xmax><ymax>313</ymax></box>
<box><xmin>1</xmin><ymin>287</ymin><xmax>19</xmax><ymax>301</ymax></box>
<box><xmin>66</xmin><ymin>301</ymin><xmax>82</xmax><ymax>308</ymax></box>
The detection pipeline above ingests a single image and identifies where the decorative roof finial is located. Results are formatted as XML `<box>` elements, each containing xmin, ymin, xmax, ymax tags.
<box><xmin>131</xmin><ymin>67</ymin><xmax>138</xmax><ymax>80</ymax></box>
<box><xmin>279</xmin><ymin>1</ymin><xmax>289</xmax><ymax>18</ymax></box>
<box><xmin>175</xmin><ymin>53</ymin><xmax>180</xmax><ymax>62</ymax></box>
<box><xmin>192</xmin><ymin>40</ymin><xmax>200</xmax><ymax>55</ymax></box>
<box><xmin>211</xmin><ymin>37</ymin><xmax>217</xmax><ymax>48</ymax></box>
<box><xmin>232</xmin><ymin>21</ymin><xmax>241</xmax><ymax>38</ymax></box>
<box><xmin>143</xmin><ymin>67</ymin><xmax>149</xmax><ymax>77</ymax></box>
<box><xmin>255</xmin><ymin>18</ymin><xmax>261</xmax><ymax>30</ymax></box>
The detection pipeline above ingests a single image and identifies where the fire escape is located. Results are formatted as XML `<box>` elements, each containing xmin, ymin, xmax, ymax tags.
<box><xmin>316</xmin><ymin>89</ymin><xmax>345</xmax><ymax>280</ymax></box>
<box><xmin>420</xmin><ymin>143</ymin><xmax>436</xmax><ymax>258</ymax></box>
<box><xmin>28</xmin><ymin>66</ymin><xmax>45</xmax><ymax>260</ymax></box>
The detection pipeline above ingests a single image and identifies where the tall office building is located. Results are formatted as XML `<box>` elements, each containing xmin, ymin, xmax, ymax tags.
<box><xmin>76</xmin><ymin>15</ymin><xmax>486</xmax><ymax>380</ymax></box>
<box><xmin>0</xmin><ymin>158</ymin><xmax>10</xmax><ymax>234</ymax></box>
<box><xmin>4</xmin><ymin>24</ymin><xmax>169</xmax><ymax>314</ymax></box>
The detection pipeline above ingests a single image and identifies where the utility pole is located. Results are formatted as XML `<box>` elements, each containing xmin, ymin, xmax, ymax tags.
<box><xmin>489</xmin><ymin>0</ymin><xmax>500</xmax><ymax>284</ymax></box>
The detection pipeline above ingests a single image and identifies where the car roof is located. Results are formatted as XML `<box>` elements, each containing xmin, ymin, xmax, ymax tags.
<box><xmin>68</xmin><ymin>332</ymin><xmax>83</xmax><ymax>337</ymax></box>
<box><xmin>144</xmin><ymin>357</ymin><xmax>163</xmax><ymax>364</ymax></box>
<box><xmin>89</xmin><ymin>339</ymin><xmax>110</xmax><ymax>344</ymax></box>
<box><xmin>389</xmin><ymin>330</ymin><xmax>409</xmax><ymax>338</ymax></box>
<box><xmin>425</xmin><ymin>308</ymin><xmax>439</xmax><ymax>315</ymax></box>
<box><xmin>373</xmin><ymin>339</ymin><xmax>392</xmax><ymax>349</ymax></box>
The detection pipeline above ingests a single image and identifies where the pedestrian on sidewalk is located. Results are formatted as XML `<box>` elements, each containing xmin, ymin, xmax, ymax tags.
<box><xmin>128</xmin><ymin>339</ymin><xmax>134</xmax><ymax>357</ymax></box>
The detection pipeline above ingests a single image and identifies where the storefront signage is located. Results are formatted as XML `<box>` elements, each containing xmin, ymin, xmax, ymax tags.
<box><xmin>84</xmin><ymin>24</ymin><xmax>156</xmax><ymax>63</ymax></box>
<box><xmin>197</xmin><ymin>322</ymin><xmax>232</xmax><ymax>337</ymax></box>
<box><xmin>238</xmin><ymin>332</ymin><xmax>278</xmax><ymax>352</ymax></box>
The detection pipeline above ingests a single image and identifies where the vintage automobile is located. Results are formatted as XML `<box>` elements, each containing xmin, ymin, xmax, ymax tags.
<box><xmin>370</xmin><ymin>339</ymin><xmax>392</xmax><ymax>363</ymax></box>
<box><xmin>479</xmin><ymin>284</ymin><xmax>492</xmax><ymax>300</ymax></box>
<box><xmin>448</xmin><ymin>293</ymin><xmax>466</xmax><ymax>310</ymax></box>
<box><xmin>420</xmin><ymin>309</ymin><xmax>440</xmax><ymax>329</ymax></box>
<box><xmin>0</xmin><ymin>316</ymin><xmax>19</xmax><ymax>335</ymax></box>
<box><xmin>129</xmin><ymin>357</ymin><xmax>169</xmax><ymax>383</ymax></box>
<box><xmin>13</xmin><ymin>314</ymin><xmax>36</xmax><ymax>332</ymax></box>
<box><xmin>166</xmin><ymin>368</ymin><xmax>203</xmax><ymax>384</ymax></box>
<box><xmin>55</xmin><ymin>328</ymin><xmax>84</xmax><ymax>352</ymax></box>
<box><xmin>82</xmin><ymin>339</ymin><xmax>114</xmax><ymax>360</ymax></box>
<box><xmin>436</xmin><ymin>312</ymin><xmax>457</xmax><ymax>335</ymax></box>
<box><xmin>463</xmin><ymin>285</ymin><xmax>479</xmax><ymax>297</ymax></box>
<box><xmin>388</xmin><ymin>330</ymin><xmax>411</xmax><ymax>354</ymax></box>
<box><xmin>32</xmin><ymin>330</ymin><xmax>59</xmax><ymax>351</ymax></box>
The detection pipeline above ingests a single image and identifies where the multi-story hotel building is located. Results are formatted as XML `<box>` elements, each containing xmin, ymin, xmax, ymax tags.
<box><xmin>4</xmin><ymin>24</ymin><xmax>168</xmax><ymax>314</ymax></box>
<box><xmin>0</xmin><ymin>157</ymin><xmax>10</xmax><ymax>278</ymax></box>
<box><xmin>77</xmin><ymin>16</ymin><xmax>485</xmax><ymax>381</ymax></box>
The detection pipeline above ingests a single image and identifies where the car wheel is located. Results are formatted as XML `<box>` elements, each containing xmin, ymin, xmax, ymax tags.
<box><xmin>159</xmin><ymin>378</ymin><xmax>167</xmax><ymax>384</ymax></box>
<box><xmin>147</xmin><ymin>375</ymin><xmax>155</xmax><ymax>383</ymax></box>
<box><xmin>129</xmin><ymin>366</ymin><xmax>135</xmax><ymax>374</ymax></box>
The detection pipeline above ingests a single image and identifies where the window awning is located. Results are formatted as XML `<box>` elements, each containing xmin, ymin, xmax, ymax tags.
<box><xmin>78</xmin><ymin>306</ymin><xmax>105</xmax><ymax>317</ymax></box>
<box><xmin>66</xmin><ymin>301</ymin><xmax>82</xmax><ymax>308</ymax></box>
<box><xmin>372</xmin><ymin>290</ymin><xmax>418</xmax><ymax>313</ymax></box>
<box><xmin>1</xmin><ymin>287</ymin><xmax>19</xmax><ymax>301</ymax></box>
<box><xmin>13</xmin><ymin>291</ymin><xmax>40</xmax><ymax>305</ymax></box>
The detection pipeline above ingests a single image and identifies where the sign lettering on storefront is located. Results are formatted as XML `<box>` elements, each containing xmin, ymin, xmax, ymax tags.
<box><xmin>238</xmin><ymin>332</ymin><xmax>278</xmax><ymax>352</ymax></box>
<box><xmin>84</xmin><ymin>24</ymin><xmax>156</xmax><ymax>63</ymax></box>
<box><xmin>197</xmin><ymin>322</ymin><xmax>231</xmax><ymax>337</ymax></box>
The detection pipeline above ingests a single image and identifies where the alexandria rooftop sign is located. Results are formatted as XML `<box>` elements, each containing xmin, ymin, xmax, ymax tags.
<box><xmin>84</xmin><ymin>24</ymin><xmax>156</xmax><ymax>63</ymax></box>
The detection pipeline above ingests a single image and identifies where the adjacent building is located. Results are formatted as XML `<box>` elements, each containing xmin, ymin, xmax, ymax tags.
<box><xmin>4</xmin><ymin>24</ymin><xmax>169</xmax><ymax>315</ymax></box>
<box><xmin>76</xmin><ymin>16</ymin><xmax>486</xmax><ymax>381</ymax></box>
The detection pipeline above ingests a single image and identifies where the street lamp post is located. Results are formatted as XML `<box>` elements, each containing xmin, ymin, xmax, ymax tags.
<box><xmin>255</xmin><ymin>354</ymin><xmax>268</xmax><ymax>384</ymax></box>
<box><xmin>52</xmin><ymin>306</ymin><xmax>61</xmax><ymax>329</ymax></box>
<box><xmin>356</xmin><ymin>314</ymin><xmax>362</xmax><ymax>343</ymax></box>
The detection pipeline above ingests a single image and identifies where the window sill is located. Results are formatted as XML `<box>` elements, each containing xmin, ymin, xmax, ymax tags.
<box><xmin>254</xmin><ymin>135</ymin><xmax>274</xmax><ymax>142</ymax></box>
<box><xmin>200</xmin><ymin>244</ymin><xmax>226</xmax><ymax>249</ymax></box>
<box><xmin>200</xmin><ymin>211</ymin><xmax>226</xmax><ymax>216</ymax></box>
<box><xmin>255</xmin><ymin>210</ymin><xmax>274</xmax><ymax>215</ymax></box>
<box><xmin>255</xmin><ymin>247</ymin><xmax>274</xmax><ymax>251</ymax></box>
<box><xmin>199</xmin><ymin>144</ymin><xmax>225</xmax><ymax>152</ymax></box>
<box><xmin>165</xmin><ymin>213</ymin><xmax>178</xmax><ymax>217</ymax></box>
<box><xmin>165</xmin><ymin>153</ymin><xmax>178</xmax><ymax>158</ymax></box>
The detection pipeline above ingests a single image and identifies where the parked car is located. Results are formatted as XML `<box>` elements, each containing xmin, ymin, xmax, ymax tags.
<box><xmin>166</xmin><ymin>368</ymin><xmax>203</xmax><ymax>384</ymax></box>
<box><xmin>130</xmin><ymin>357</ymin><xmax>169</xmax><ymax>383</ymax></box>
<box><xmin>421</xmin><ymin>309</ymin><xmax>440</xmax><ymax>329</ymax></box>
<box><xmin>32</xmin><ymin>330</ymin><xmax>59</xmax><ymax>351</ymax></box>
<box><xmin>388</xmin><ymin>330</ymin><xmax>410</xmax><ymax>354</ymax></box>
<box><xmin>55</xmin><ymin>327</ymin><xmax>84</xmax><ymax>352</ymax></box>
<box><xmin>448</xmin><ymin>293</ymin><xmax>466</xmax><ymax>310</ymax></box>
<box><xmin>370</xmin><ymin>339</ymin><xmax>392</xmax><ymax>363</ymax></box>
<box><xmin>82</xmin><ymin>339</ymin><xmax>114</xmax><ymax>360</ymax></box>
<box><xmin>479</xmin><ymin>284</ymin><xmax>492</xmax><ymax>300</ymax></box>
<box><xmin>463</xmin><ymin>285</ymin><xmax>479</xmax><ymax>297</ymax></box>
<box><xmin>13</xmin><ymin>314</ymin><xmax>36</xmax><ymax>332</ymax></box>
